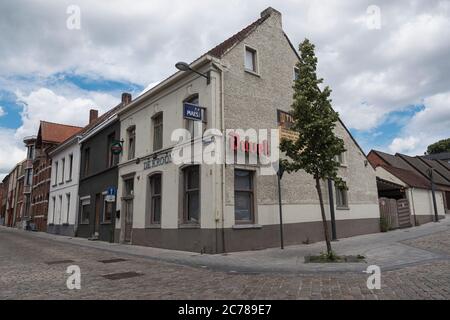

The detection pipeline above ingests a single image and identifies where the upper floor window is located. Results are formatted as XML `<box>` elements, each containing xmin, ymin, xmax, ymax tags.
<box><xmin>83</xmin><ymin>148</ymin><xmax>90</xmax><ymax>177</ymax></box>
<box><xmin>245</xmin><ymin>46</ymin><xmax>257</xmax><ymax>73</ymax></box>
<box><xmin>54</xmin><ymin>161</ymin><xmax>59</xmax><ymax>186</ymax></box>
<box><xmin>234</xmin><ymin>169</ymin><xmax>255</xmax><ymax>224</ymax></box>
<box><xmin>107</xmin><ymin>133</ymin><xmax>119</xmax><ymax>167</ymax></box>
<box><xmin>153</xmin><ymin>113</ymin><xmax>163</xmax><ymax>151</ymax></box>
<box><xmin>183</xmin><ymin>165</ymin><xmax>200</xmax><ymax>224</ymax></box>
<box><xmin>184</xmin><ymin>95</ymin><xmax>203</xmax><ymax>139</ymax></box>
<box><xmin>68</xmin><ymin>154</ymin><xmax>73</xmax><ymax>181</ymax></box>
<box><xmin>60</xmin><ymin>158</ymin><xmax>65</xmax><ymax>184</ymax></box>
<box><xmin>127</xmin><ymin>126</ymin><xmax>136</xmax><ymax>160</ymax></box>
<box><xmin>27</xmin><ymin>145</ymin><xmax>34</xmax><ymax>159</ymax></box>
<box><xmin>335</xmin><ymin>152</ymin><xmax>347</xmax><ymax>166</ymax></box>
<box><xmin>293</xmin><ymin>67</ymin><xmax>300</xmax><ymax>81</ymax></box>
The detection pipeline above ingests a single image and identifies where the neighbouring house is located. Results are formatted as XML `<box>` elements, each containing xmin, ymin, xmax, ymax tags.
<box><xmin>424</xmin><ymin>152</ymin><xmax>450</xmax><ymax>164</ymax></box>
<box><xmin>22</xmin><ymin>136</ymin><xmax>36</xmax><ymax>228</ymax></box>
<box><xmin>76</xmin><ymin>93</ymin><xmax>131</xmax><ymax>242</ymax></box>
<box><xmin>114</xmin><ymin>7</ymin><xmax>380</xmax><ymax>253</ymax></box>
<box><xmin>47</xmin><ymin>110</ymin><xmax>100</xmax><ymax>236</ymax></box>
<box><xmin>4</xmin><ymin>162</ymin><xmax>24</xmax><ymax>228</ymax></box>
<box><xmin>0</xmin><ymin>180</ymin><xmax>7</xmax><ymax>225</ymax></box>
<box><xmin>30</xmin><ymin>121</ymin><xmax>83</xmax><ymax>231</ymax></box>
<box><xmin>368</xmin><ymin>150</ymin><xmax>448</xmax><ymax>228</ymax></box>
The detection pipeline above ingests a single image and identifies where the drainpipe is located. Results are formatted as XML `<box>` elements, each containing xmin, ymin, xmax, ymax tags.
<box><xmin>428</xmin><ymin>168</ymin><xmax>439</xmax><ymax>222</ymax></box>
<box><xmin>409</xmin><ymin>188</ymin><xmax>417</xmax><ymax>226</ymax></box>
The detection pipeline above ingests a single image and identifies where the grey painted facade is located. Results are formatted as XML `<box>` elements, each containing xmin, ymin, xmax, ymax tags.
<box><xmin>77</xmin><ymin>120</ymin><xmax>119</xmax><ymax>243</ymax></box>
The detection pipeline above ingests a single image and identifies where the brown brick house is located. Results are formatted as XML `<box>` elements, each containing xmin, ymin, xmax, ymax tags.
<box><xmin>30</xmin><ymin>121</ymin><xmax>82</xmax><ymax>231</ymax></box>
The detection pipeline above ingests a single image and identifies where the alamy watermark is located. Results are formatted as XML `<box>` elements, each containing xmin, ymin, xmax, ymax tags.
<box><xmin>66</xmin><ymin>265</ymin><xmax>81</xmax><ymax>290</ymax></box>
<box><xmin>366</xmin><ymin>5</ymin><xmax>381</xmax><ymax>30</ymax></box>
<box><xmin>66</xmin><ymin>5</ymin><xmax>81</xmax><ymax>30</ymax></box>
<box><xmin>364</xmin><ymin>265</ymin><xmax>381</xmax><ymax>290</ymax></box>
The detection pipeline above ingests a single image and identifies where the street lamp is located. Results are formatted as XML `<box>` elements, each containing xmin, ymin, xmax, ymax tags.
<box><xmin>175</xmin><ymin>61</ymin><xmax>210</xmax><ymax>85</ymax></box>
<box><xmin>427</xmin><ymin>168</ymin><xmax>439</xmax><ymax>222</ymax></box>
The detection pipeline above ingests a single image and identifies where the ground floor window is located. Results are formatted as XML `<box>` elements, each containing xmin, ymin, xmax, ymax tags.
<box><xmin>234</xmin><ymin>169</ymin><xmax>255</xmax><ymax>223</ymax></box>
<box><xmin>103</xmin><ymin>197</ymin><xmax>113</xmax><ymax>223</ymax></box>
<box><xmin>149</xmin><ymin>174</ymin><xmax>162</xmax><ymax>224</ymax></box>
<box><xmin>80</xmin><ymin>198</ymin><xmax>90</xmax><ymax>224</ymax></box>
<box><xmin>335</xmin><ymin>186</ymin><xmax>349</xmax><ymax>209</ymax></box>
<box><xmin>183</xmin><ymin>165</ymin><xmax>200</xmax><ymax>224</ymax></box>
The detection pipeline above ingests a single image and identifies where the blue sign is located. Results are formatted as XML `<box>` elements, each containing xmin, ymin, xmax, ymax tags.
<box><xmin>183</xmin><ymin>103</ymin><xmax>203</xmax><ymax>121</ymax></box>
<box><xmin>107</xmin><ymin>187</ymin><xmax>117</xmax><ymax>196</ymax></box>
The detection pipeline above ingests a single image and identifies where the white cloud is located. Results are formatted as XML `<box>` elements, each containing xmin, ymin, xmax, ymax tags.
<box><xmin>388</xmin><ymin>91</ymin><xmax>450</xmax><ymax>155</ymax></box>
<box><xmin>0</xmin><ymin>106</ymin><xmax>5</xmax><ymax>117</ymax></box>
<box><xmin>14</xmin><ymin>87</ymin><xmax>118</xmax><ymax>139</ymax></box>
<box><xmin>0</xmin><ymin>128</ymin><xmax>26</xmax><ymax>179</ymax></box>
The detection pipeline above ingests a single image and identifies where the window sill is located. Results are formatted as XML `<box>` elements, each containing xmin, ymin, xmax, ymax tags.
<box><xmin>336</xmin><ymin>206</ymin><xmax>350</xmax><ymax>211</ymax></box>
<box><xmin>339</xmin><ymin>164</ymin><xmax>348</xmax><ymax>168</ymax></box>
<box><xmin>146</xmin><ymin>224</ymin><xmax>161</xmax><ymax>229</ymax></box>
<box><xmin>244</xmin><ymin>69</ymin><xmax>260</xmax><ymax>77</ymax></box>
<box><xmin>101</xmin><ymin>221</ymin><xmax>112</xmax><ymax>225</ymax></box>
<box><xmin>232</xmin><ymin>224</ymin><xmax>262</xmax><ymax>230</ymax></box>
<box><xmin>179</xmin><ymin>224</ymin><xmax>200</xmax><ymax>229</ymax></box>
<box><xmin>66</xmin><ymin>179</ymin><xmax>72</xmax><ymax>183</ymax></box>
<box><xmin>62</xmin><ymin>223</ymin><xmax>69</xmax><ymax>226</ymax></box>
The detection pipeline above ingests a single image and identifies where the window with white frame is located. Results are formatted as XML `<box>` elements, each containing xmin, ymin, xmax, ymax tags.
<box><xmin>234</xmin><ymin>169</ymin><xmax>255</xmax><ymax>223</ymax></box>
<box><xmin>127</xmin><ymin>126</ymin><xmax>136</xmax><ymax>160</ymax></box>
<box><xmin>245</xmin><ymin>46</ymin><xmax>257</xmax><ymax>73</ymax></box>
<box><xmin>183</xmin><ymin>165</ymin><xmax>200</xmax><ymax>224</ymax></box>
<box><xmin>153</xmin><ymin>113</ymin><xmax>163</xmax><ymax>151</ymax></box>
<box><xmin>68</xmin><ymin>154</ymin><xmax>73</xmax><ymax>181</ymax></box>
<box><xmin>60</xmin><ymin>158</ymin><xmax>65</xmax><ymax>183</ymax></box>
<box><xmin>293</xmin><ymin>66</ymin><xmax>300</xmax><ymax>81</ymax></box>
<box><xmin>148</xmin><ymin>174</ymin><xmax>162</xmax><ymax>224</ymax></box>
<box><xmin>65</xmin><ymin>193</ymin><xmax>71</xmax><ymax>224</ymax></box>
<box><xmin>53</xmin><ymin>162</ymin><xmax>58</xmax><ymax>186</ymax></box>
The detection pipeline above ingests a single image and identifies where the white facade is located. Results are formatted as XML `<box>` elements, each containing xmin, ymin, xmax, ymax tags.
<box><xmin>47</xmin><ymin>137</ymin><xmax>81</xmax><ymax>236</ymax></box>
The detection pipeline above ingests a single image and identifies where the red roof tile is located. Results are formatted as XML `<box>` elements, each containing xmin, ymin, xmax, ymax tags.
<box><xmin>39</xmin><ymin>121</ymin><xmax>83</xmax><ymax>144</ymax></box>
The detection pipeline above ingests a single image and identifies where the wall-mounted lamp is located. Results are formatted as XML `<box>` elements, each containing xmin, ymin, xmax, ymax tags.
<box><xmin>175</xmin><ymin>61</ymin><xmax>210</xmax><ymax>85</ymax></box>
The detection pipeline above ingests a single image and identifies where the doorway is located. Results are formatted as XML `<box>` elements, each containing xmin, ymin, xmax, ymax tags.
<box><xmin>94</xmin><ymin>193</ymin><xmax>101</xmax><ymax>238</ymax></box>
<box><xmin>122</xmin><ymin>177</ymin><xmax>134</xmax><ymax>243</ymax></box>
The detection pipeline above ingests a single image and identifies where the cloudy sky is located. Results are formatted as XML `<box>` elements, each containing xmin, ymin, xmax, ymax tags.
<box><xmin>1</xmin><ymin>0</ymin><xmax>449</xmax><ymax>180</ymax></box>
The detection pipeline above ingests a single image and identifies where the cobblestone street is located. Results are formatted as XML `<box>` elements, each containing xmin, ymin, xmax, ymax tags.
<box><xmin>1</xmin><ymin>224</ymin><xmax>449</xmax><ymax>300</ymax></box>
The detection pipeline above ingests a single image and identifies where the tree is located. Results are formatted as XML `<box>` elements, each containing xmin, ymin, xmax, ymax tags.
<box><xmin>280</xmin><ymin>39</ymin><xmax>346</xmax><ymax>257</ymax></box>
<box><xmin>426</xmin><ymin>138</ymin><xmax>450</xmax><ymax>155</ymax></box>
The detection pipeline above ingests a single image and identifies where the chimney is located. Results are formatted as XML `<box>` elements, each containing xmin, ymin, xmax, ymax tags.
<box><xmin>89</xmin><ymin>109</ymin><xmax>98</xmax><ymax>124</ymax></box>
<box><xmin>122</xmin><ymin>92</ymin><xmax>132</xmax><ymax>106</ymax></box>
<box><xmin>260</xmin><ymin>7</ymin><xmax>282</xmax><ymax>28</ymax></box>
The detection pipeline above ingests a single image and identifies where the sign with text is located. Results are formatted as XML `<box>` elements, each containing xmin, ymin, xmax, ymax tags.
<box><xmin>183</xmin><ymin>103</ymin><xmax>204</xmax><ymax>121</ymax></box>
<box><xmin>277</xmin><ymin>109</ymin><xmax>299</xmax><ymax>142</ymax></box>
<box><xmin>143</xmin><ymin>153</ymin><xmax>172</xmax><ymax>170</ymax></box>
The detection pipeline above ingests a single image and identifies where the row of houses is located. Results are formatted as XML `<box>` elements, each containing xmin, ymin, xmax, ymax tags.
<box><xmin>0</xmin><ymin>7</ymin><xmax>448</xmax><ymax>253</ymax></box>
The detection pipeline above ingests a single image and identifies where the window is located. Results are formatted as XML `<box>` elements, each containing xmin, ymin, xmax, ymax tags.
<box><xmin>153</xmin><ymin>113</ymin><xmax>163</xmax><ymax>151</ymax></box>
<box><xmin>68</xmin><ymin>154</ymin><xmax>73</xmax><ymax>181</ymax></box>
<box><xmin>58</xmin><ymin>195</ymin><xmax>63</xmax><ymax>224</ymax></box>
<box><xmin>335</xmin><ymin>152</ymin><xmax>346</xmax><ymax>166</ymax></box>
<box><xmin>127</xmin><ymin>126</ymin><xmax>136</xmax><ymax>160</ymax></box>
<box><xmin>80</xmin><ymin>198</ymin><xmax>90</xmax><ymax>224</ymax></box>
<box><xmin>54</xmin><ymin>162</ymin><xmax>59</xmax><ymax>186</ymax></box>
<box><xmin>103</xmin><ymin>197</ymin><xmax>113</xmax><ymax>223</ymax></box>
<box><xmin>183</xmin><ymin>166</ymin><xmax>200</xmax><ymax>223</ymax></box>
<box><xmin>25</xmin><ymin>169</ymin><xmax>32</xmax><ymax>186</ymax></box>
<box><xmin>184</xmin><ymin>95</ymin><xmax>203</xmax><ymax>139</ymax></box>
<box><xmin>83</xmin><ymin>148</ymin><xmax>90</xmax><ymax>176</ymax></box>
<box><xmin>107</xmin><ymin>133</ymin><xmax>119</xmax><ymax>167</ymax></box>
<box><xmin>66</xmin><ymin>193</ymin><xmax>71</xmax><ymax>224</ymax></box>
<box><xmin>27</xmin><ymin>145</ymin><xmax>34</xmax><ymax>159</ymax></box>
<box><xmin>234</xmin><ymin>170</ymin><xmax>255</xmax><ymax>223</ymax></box>
<box><xmin>124</xmin><ymin>178</ymin><xmax>134</xmax><ymax>198</ymax></box>
<box><xmin>293</xmin><ymin>67</ymin><xmax>300</xmax><ymax>81</ymax></box>
<box><xmin>149</xmin><ymin>174</ymin><xmax>162</xmax><ymax>224</ymax></box>
<box><xmin>245</xmin><ymin>46</ymin><xmax>257</xmax><ymax>72</ymax></box>
<box><xmin>335</xmin><ymin>186</ymin><xmax>348</xmax><ymax>209</ymax></box>
<box><xmin>51</xmin><ymin>196</ymin><xmax>56</xmax><ymax>224</ymax></box>
<box><xmin>60</xmin><ymin>158</ymin><xmax>65</xmax><ymax>183</ymax></box>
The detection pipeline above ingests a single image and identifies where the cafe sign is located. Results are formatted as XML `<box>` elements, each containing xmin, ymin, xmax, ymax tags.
<box><xmin>143</xmin><ymin>153</ymin><xmax>172</xmax><ymax>170</ymax></box>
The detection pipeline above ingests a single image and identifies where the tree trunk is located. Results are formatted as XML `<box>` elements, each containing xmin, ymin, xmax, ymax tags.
<box><xmin>315</xmin><ymin>176</ymin><xmax>332</xmax><ymax>255</ymax></box>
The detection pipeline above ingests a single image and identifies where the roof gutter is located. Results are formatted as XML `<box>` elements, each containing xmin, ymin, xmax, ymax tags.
<box><xmin>118</xmin><ymin>55</ymin><xmax>213</xmax><ymax>117</ymax></box>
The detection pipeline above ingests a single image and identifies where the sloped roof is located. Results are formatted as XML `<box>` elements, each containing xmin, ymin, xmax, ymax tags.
<box><xmin>380</xmin><ymin>165</ymin><xmax>431</xmax><ymax>189</ymax></box>
<box><xmin>206</xmin><ymin>15</ymin><xmax>269</xmax><ymax>58</ymax></box>
<box><xmin>371</xmin><ymin>150</ymin><xmax>415</xmax><ymax>171</ymax></box>
<box><xmin>424</xmin><ymin>152</ymin><xmax>450</xmax><ymax>161</ymax></box>
<box><xmin>398</xmin><ymin>153</ymin><xmax>450</xmax><ymax>186</ymax></box>
<box><xmin>418</xmin><ymin>156</ymin><xmax>450</xmax><ymax>183</ymax></box>
<box><xmin>437</xmin><ymin>160</ymin><xmax>450</xmax><ymax>171</ymax></box>
<box><xmin>39</xmin><ymin>121</ymin><xmax>82</xmax><ymax>144</ymax></box>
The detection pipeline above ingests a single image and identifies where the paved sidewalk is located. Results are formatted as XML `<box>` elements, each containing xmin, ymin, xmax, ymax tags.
<box><xmin>2</xmin><ymin>215</ymin><xmax>448</xmax><ymax>274</ymax></box>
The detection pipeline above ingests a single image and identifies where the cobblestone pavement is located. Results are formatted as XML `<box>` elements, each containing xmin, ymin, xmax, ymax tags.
<box><xmin>1</xmin><ymin>227</ymin><xmax>450</xmax><ymax>300</ymax></box>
